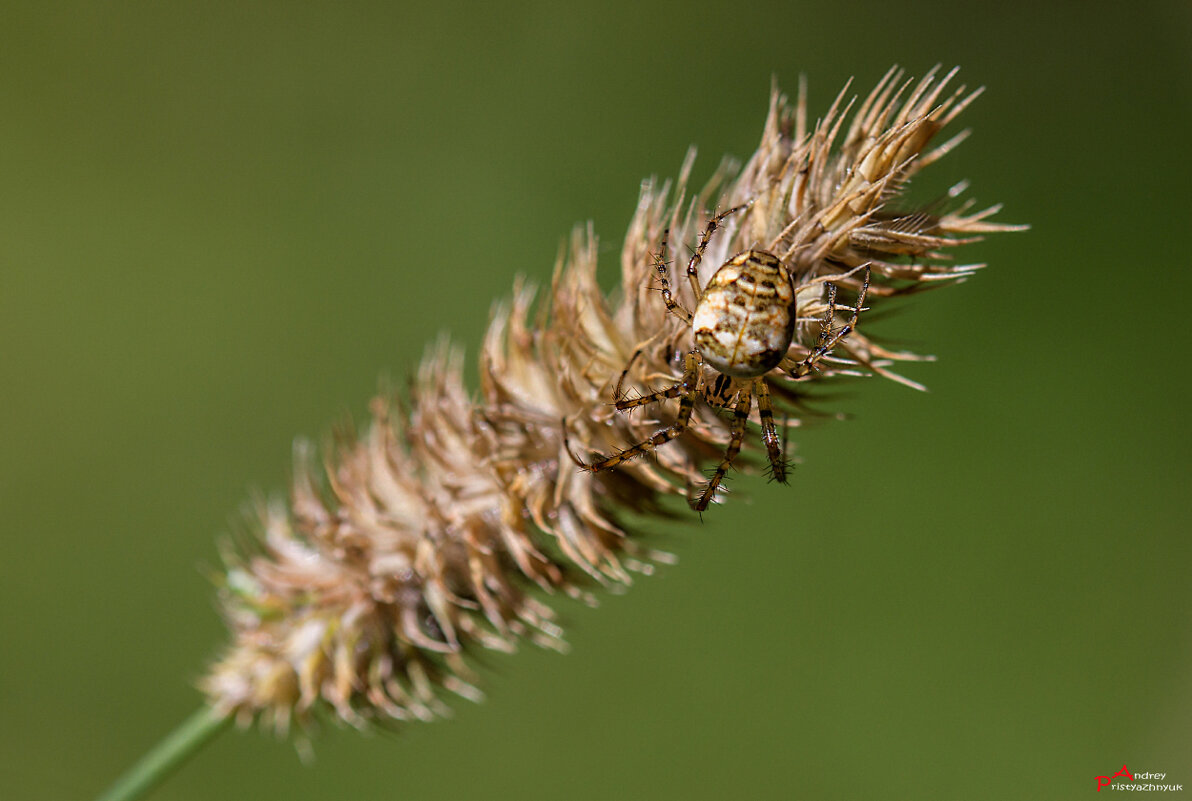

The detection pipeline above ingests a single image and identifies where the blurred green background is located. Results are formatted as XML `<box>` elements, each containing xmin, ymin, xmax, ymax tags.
<box><xmin>2</xmin><ymin>2</ymin><xmax>1189</xmax><ymax>800</ymax></box>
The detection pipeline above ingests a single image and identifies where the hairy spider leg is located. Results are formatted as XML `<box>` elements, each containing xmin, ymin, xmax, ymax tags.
<box><xmin>653</xmin><ymin>229</ymin><xmax>693</xmax><ymax>324</ymax></box>
<box><xmin>685</xmin><ymin>205</ymin><xmax>747</xmax><ymax>301</ymax></box>
<box><xmin>693</xmin><ymin>383</ymin><xmax>753</xmax><ymax>512</ymax></box>
<box><xmin>753</xmin><ymin>378</ymin><xmax>787</xmax><ymax>484</ymax></box>
<box><xmin>790</xmin><ymin>266</ymin><xmax>871</xmax><ymax>378</ymax></box>
<box><xmin>613</xmin><ymin>378</ymin><xmax>685</xmax><ymax>412</ymax></box>
<box><xmin>580</xmin><ymin>351</ymin><xmax>703</xmax><ymax>473</ymax></box>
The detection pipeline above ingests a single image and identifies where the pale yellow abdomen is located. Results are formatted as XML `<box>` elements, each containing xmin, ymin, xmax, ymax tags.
<box><xmin>692</xmin><ymin>250</ymin><xmax>795</xmax><ymax>378</ymax></box>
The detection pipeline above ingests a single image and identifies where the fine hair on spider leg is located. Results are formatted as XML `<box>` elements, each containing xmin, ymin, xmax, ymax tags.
<box><xmin>575</xmin><ymin>350</ymin><xmax>704</xmax><ymax>474</ymax></box>
<box><xmin>786</xmin><ymin>265</ymin><xmax>871</xmax><ymax>379</ymax></box>
<box><xmin>766</xmin><ymin>410</ymin><xmax>795</xmax><ymax>484</ymax></box>
<box><xmin>692</xmin><ymin>380</ymin><xmax>753</xmax><ymax>511</ymax></box>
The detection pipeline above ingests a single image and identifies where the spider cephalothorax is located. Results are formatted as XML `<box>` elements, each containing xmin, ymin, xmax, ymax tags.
<box><xmin>570</xmin><ymin>206</ymin><xmax>869</xmax><ymax>511</ymax></box>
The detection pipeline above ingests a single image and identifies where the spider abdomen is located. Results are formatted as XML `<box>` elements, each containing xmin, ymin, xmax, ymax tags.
<box><xmin>692</xmin><ymin>250</ymin><xmax>795</xmax><ymax>378</ymax></box>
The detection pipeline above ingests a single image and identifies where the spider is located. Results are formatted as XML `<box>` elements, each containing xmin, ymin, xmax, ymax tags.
<box><xmin>567</xmin><ymin>206</ymin><xmax>870</xmax><ymax>512</ymax></box>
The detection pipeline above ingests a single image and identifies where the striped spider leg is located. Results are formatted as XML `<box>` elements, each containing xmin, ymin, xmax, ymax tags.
<box><xmin>786</xmin><ymin>266</ymin><xmax>871</xmax><ymax>378</ymax></box>
<box><xmin>568</xmin><ymin>349</ymin><xmax>705</xmax><ymax>475</ymax></box>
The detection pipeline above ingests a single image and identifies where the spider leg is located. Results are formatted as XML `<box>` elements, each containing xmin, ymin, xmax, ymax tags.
<box><xmin>693</xmin><ymin>382</ymin><xmax>752</xmax><ymax>512</ymax></box>
<box><xmin>685</xmin><ymin>204</ymin><xmax>746</xmax><ymax>301</ymax></box>
<box><xmin>791</xmin><ymin>266</ymin><xmax>871</xmax><ymax>378</ymax></box>
<box><xmin>753</xmin><ymin>378</ymin><xmax>788</xmax><ymax>484</ymax></box>
<box><xmin>580</xmin><ymin>351</ymin><xmax>702</xmax><ymax>472</ymax></box>
<box><xmin>614</xmin><ymin>381</ymin><xmax>684</xmax><ymax>412</ymax></box>
<box><xmin>613</xmin><ymin>347</ymin><xmax>645</xmax><ymax>402</ymax></box>
<box><xmin>654</xmin><ymin>228</ymin><xmax>693</xmax><ymax>323</ymax></box>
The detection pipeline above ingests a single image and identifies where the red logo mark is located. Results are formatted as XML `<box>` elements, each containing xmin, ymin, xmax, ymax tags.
<box><xmin>1096</xmin><ymin>765</ymin><xmax>1134</xmax><ymax>792</ymax></box>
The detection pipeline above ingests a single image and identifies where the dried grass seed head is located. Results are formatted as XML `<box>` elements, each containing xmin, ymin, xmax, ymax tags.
<box><xmin>202</xmin><ymin>66</ymin><xmax>1024</xmax><ymax>732</ymax></box>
